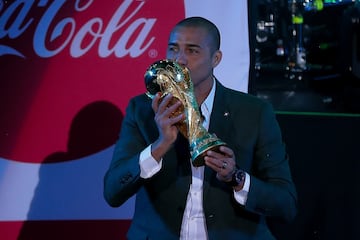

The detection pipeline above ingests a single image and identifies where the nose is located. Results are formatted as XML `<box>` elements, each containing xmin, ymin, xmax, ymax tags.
<box><xmin>173</xmin><ymin>51</ymin><xmax>187</xmax><ymax>66</ymax></box>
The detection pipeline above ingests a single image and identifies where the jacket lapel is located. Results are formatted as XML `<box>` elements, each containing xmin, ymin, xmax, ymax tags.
<box><xmin>204</xmin><ymin>81</ymin><xmax>233</xmax><ymax>189</ymax></box>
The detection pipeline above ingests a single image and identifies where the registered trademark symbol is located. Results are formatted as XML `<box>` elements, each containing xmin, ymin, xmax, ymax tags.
<box><xmin>148</xmin><ymin>49</ymin><xmax>158</xmax><ymax>58</ymax></box>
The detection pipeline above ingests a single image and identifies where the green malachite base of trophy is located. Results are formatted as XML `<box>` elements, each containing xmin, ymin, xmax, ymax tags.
<box><xmin>190</xmin><ymin>134</ymin><xmax>225</xmax><ymax>167</ymax></box>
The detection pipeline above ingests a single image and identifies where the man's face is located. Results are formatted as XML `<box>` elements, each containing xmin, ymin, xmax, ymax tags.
<box><xmin>166</xmin><ymin>26</ymin><xmax>218</xmax><ymax>88</ymax></box>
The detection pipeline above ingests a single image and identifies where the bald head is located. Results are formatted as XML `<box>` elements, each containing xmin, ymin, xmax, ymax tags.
<box><xmin>170</xmin><ymin>17</ymin><xmax>221</xmax><ymax>54</ymax></box>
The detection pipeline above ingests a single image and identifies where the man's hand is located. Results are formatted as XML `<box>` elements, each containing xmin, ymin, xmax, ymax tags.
<box><xmin>204</xmin><ymin>146</ymin><xmax>237</xmax><ymax>182</ymax></box>
<box><xmin>151</xmin><ymin>93</ymin><xmax>185</xmax><ymax>161</ymax></box>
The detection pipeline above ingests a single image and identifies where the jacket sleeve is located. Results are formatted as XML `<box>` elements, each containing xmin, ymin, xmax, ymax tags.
<box><xmin>244</xmin><ymin>101</ymin><xmax>298</xmax><ymax>222</ymax></box>
<box><xmin>103</xmin><ymin>97</ymin><xmax>150</xmax><ymax>207</ymax></box>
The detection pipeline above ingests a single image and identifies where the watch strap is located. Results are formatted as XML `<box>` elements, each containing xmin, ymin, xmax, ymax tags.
<box><xmin>227</xmin><ymin>168</ymin><xmax>245</xmax><ymax>187</ymax></box>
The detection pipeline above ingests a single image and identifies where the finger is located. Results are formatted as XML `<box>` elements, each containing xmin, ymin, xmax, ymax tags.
<box><xmin>205</xmin><ymin>155</ymin><xmax>235</xmax><ymax>183</ymax></box>
<box><xmin>206</xmin><ymin>150</ymin><xmax>225</xmax><ymax>159</ymax></box>
<box><xmin>155</xmin><ymin>99</ymin><xmax>184</xmax><ymax>131</ymax></box>
<box><xmin>204</xmin><ymin>156</ymin><xmax>223</xmax><ymax>170</ymax></box>
<box><xmin>164</xmin><ymin>99</ymin><xmax>182</xmax><ymax>115</ymax></box>
<box><xmin>205</xmin><ymin>153</ymin><xmax>226</xmax><ymax>170</ymax></box>
<box><xmin>151</xmin><ymin>92</ymin><xmax>162</xmax><ymax>113</ymax></box>
<box><xmin>218</xmin><ymin>146</ymin><xmax>234</xmax><ymax>157</ymax></box>
<box><xmin>169</xmin><ymin>112</ymin><xmax>185</xmax><ymax>125</ymax></box>
<box><xmin>157</xmin><ymin>93</ymin><xmax>174</xmax><ymax>114</ymax></box>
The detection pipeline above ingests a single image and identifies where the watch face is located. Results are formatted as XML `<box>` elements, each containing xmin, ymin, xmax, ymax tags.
<box><xmin>235</xmin><ymin>170</ymin><xmax>245</xmax><ymax>185</ymax></box>
<box><xmin>227</xmin><ymin>169</ymin><xmax>245</xmax><ymax>187</ymax></box>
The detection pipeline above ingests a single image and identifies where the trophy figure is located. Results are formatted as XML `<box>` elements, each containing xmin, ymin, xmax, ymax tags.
<box><xmin>144</xmin><ymin>59</ymin><xmax>226</xmax><ymax>167</ymax></box>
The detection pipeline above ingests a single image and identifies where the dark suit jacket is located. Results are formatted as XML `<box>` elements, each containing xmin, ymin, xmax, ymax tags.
<box><xmin>104</xmin><ymin>80</ymin><xmax>297</xmax><ymax>240</ymax></box>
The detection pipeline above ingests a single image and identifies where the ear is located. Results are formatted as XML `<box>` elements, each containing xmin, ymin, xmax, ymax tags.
<box><xmin>212</xmin><ymin>50</ymin><xmax>222</xmax><ymax>68</ymax></box>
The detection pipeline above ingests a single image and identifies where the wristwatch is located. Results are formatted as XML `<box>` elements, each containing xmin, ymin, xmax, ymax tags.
<box><xmin>227</xmin><ymin>168</ymin><xmax>246</xmax><ymax>187</ymax></box>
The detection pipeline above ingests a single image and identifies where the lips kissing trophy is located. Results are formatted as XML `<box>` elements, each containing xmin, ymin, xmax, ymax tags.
<box><xmin>144</xmin><ymin>59</ymin><xmax>226</xmax><ymax>167</ymax></box>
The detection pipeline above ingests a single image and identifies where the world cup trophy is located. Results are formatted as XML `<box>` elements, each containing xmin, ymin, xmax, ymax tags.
<box><xmin>144</xmin><ymin>59</ymin><xmax>226</xmax><ymax>167</ymax></box>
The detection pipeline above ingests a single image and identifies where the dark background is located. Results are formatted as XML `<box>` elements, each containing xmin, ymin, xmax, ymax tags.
<box><xmin>271</xmin><ymin>113</ymin><xmax>360</xmax><ymax>240</ymax></box>
<box><xmin>248</xmin><ymin>0</ymin><xmax>360</xmax><ymax>113</ymax></box>
<box><xmin>247</xmin><ymin>1</ymin><xmax>360</xmax><ymax>239</ymax></box>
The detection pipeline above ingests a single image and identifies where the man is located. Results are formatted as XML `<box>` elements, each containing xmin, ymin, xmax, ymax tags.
<box><xmin>104</xmin><ymin>16</ymin><xmax>297</xmax><ymax>240</ymax></box>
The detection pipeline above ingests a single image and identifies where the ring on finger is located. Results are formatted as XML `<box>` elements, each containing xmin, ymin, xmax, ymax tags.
<box><xmin>221</xmin><ymin>161</ymin><xmax>228</xmax><ymax>169</ymax></box>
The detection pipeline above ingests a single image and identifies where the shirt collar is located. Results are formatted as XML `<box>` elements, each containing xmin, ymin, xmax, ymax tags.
<box><xmin>200</xmin><ymin>78</ymin><xmax>216</xmax><ymax>121</ymax></box>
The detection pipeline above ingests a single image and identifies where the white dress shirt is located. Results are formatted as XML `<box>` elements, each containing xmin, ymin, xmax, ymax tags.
<box><xmin>139</xmin><ymin>80</ymin><xmax>250</xmax><ymax>239</ymax></box>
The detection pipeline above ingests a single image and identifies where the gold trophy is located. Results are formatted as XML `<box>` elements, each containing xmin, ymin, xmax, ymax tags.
<box><xmin>144</xmin><ymin>59</ymin><xmax>226</xmax><ymax>167</ymax></box>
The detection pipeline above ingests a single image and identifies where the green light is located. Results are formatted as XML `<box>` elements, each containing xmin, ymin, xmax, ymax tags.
<box><xmin>314</xmin><ymin>0</ymin><xmax>324</xmax><ymax>11</ymax></box>
<box><xmin>324</xmin><ymin>0</ymin><xmax>337</xmax><ymax>3</ymax></box>
<box><xmin>292</xmin><ymin>16</ymin><xmax>303</xmax><ymax>24</ymax></box>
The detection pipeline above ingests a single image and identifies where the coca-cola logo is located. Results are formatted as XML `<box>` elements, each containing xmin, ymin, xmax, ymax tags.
<box><xmin>1</xmin><ymin>0</ymin><xmax>158</xmax><ymax>58</ymax></box>
<box><xmin>0</xmin><ymin>0</ymin><xmax>185</xmax><ymax>163</ymax></box>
